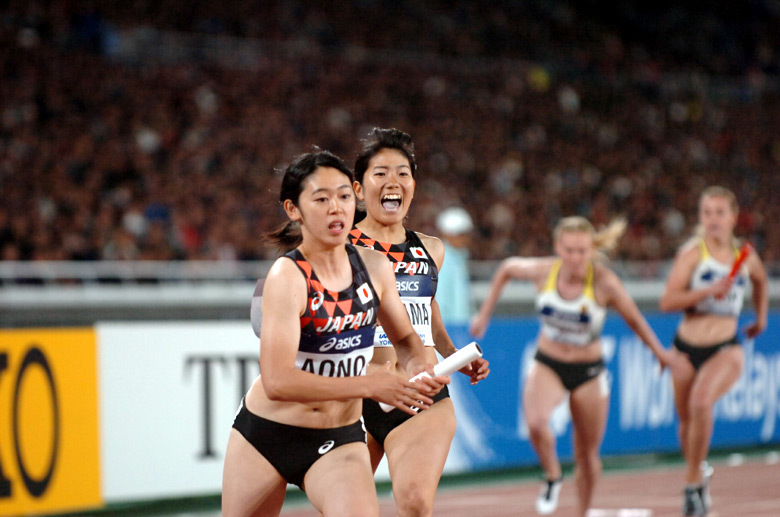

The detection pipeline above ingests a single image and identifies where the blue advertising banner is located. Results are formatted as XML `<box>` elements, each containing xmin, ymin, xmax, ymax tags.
<box><xmin>443</xmin><ymin>311</ymin><xmax>780</xmax><ymax>472</ymax></box>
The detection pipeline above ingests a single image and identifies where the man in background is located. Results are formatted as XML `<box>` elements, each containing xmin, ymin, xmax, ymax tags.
<box><xmin>435</xmin><ymin>206</ymin><xmax>474</xmax><ymax>324</ymax></box>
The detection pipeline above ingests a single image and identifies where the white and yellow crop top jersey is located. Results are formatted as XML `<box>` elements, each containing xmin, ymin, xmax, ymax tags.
<box><xmin>535</xmin><ymin>260</ymin><xmax>607</xmax><ymax>347</ymax></box>
<box><xmin>689</xmin><ymin>240</ymin><xmax>748</xmax><ymax>317</ymax></box>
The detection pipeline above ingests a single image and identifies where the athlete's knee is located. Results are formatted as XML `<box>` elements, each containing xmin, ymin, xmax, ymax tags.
<box><xmin>688</xmin><ymin>390</ymin><xmax>715</xmax><ymax>416</ymax></box>
<box><xmin>575</xmin><ymin>450</ymin><xmax>601</xmax><ymax>477</ymax></box>
<box><xmin>526</xmin><ymin>413</ymin><xmax>551</xmax><ymax>438</ymax></box>
<box><xmin>395</xmin><ymin>482</ymin><xmax>434</xmax><ymax>517</ymax></box>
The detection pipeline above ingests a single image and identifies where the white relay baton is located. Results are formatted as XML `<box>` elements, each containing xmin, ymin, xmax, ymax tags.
<box><xmin>379</xmin><ymin>342</ymin><xmax>483</xmax><ymax>412</ymax></box>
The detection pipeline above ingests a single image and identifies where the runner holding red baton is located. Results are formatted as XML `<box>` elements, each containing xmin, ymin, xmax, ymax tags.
<box><xmin>716</xmin><ymin>242</ymin><xmax>752</xmax><ymax>299</ymax></box>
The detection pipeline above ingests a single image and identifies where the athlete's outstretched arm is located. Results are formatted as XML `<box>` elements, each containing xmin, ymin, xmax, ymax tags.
<box><xmin>470</xmin><ymin>256</ymin><xmax>549</xmax><ymax>338</ymax></box>
<box><xmin>600</xmin><ymin>266</ymin><xmax>674</xmax><ymax>369</ymax></box>
<box><xmin>744</xmin><ymin>252</ymin><xmax>768</xmax><ymax>338</ymax></box>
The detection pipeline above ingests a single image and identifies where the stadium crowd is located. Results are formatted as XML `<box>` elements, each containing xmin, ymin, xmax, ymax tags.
<box><xmin>1</xmin><ymin>1</ymin><xmax>779</xmax><ymax>269</ymax></box>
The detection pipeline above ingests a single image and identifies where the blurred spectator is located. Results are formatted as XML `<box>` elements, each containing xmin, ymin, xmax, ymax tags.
<box><xmin>436</xmin><ymin>206</ymin><xmax>475</xmax><ymax>323</ymax></box>
<box><xmin>0</xmin><ymin>0</ymin><xmax>778</xmax><ymax>270</ymax></box>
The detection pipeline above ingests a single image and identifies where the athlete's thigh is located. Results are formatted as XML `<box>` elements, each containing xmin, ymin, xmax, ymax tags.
<box><xmin>523</xmin><ymin>360</ymin><xmax>568</xmax><ymax>422</ymax></box>
<box><xmin>222</xmin><ymin>429</ymin><xmax>287</xmax><ymax>517</ymax></box>
<box><xmin>304</xmin><ymin>442</ymin><xmax>378</xmax><ymax>516</ymax></box>
<box><xmin>569</xmin><ymin>373</ymin><xmax>609</xmax><ymax>449</ymax></box>
<box><xmin>366</xmin><ymin>431</ymin><xmax>385</xmax><ymax>474</ymax></box>
<box><xmin>384</xmin><ymin>399</ymin><xmax>457</xmax><ymax>493</ymax></box>
<box><xmin>692</xmin><ymin>345</ymin><xmax>745</xmax><ymax>404</ymax></box>
<box><xmin>670</xmin><ymin>347</ymin><xmax>697</xmax><ymax>421</ymax></box>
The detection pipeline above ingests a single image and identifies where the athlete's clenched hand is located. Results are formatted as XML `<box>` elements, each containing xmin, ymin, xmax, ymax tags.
<box><xmin>368</xmin><ymin>361</ymin><xmax>434</xmax><ymax>415</ymax></box>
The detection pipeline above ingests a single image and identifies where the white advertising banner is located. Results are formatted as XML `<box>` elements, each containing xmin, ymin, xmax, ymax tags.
<box><xmin>96</xmin><ymin>322</ymin><xmax>259</xmax><ymax>501</ymax></box>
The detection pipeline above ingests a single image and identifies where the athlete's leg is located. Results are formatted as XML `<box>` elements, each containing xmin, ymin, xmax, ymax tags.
<box><xmin>523</xmin><ymin>360</ymin><xmax>568</xmax><ymax>481</ymax></box>
<box><xmin>221</xmin><ymin>429</ymin><xmax>287</xmax><ymax>517</ymax></box>
<box><xmin>684</xmin><ymin>346</ymin><xmax>744</xmax><ymax>484</ymax></box>
<box><xmin>304</xmin><ymin>442</ymin><xmax>379</xmax><ymax>517</ymax></box>
<box><xmin>670</xmin><ymin>346</ymin><xmax>697</xmax><ymax>462</ymax></box>
<box><xmin>383</xmin><ymin>399</ymin><xmax>457</xmax><ymax>517</ymax></box>
<box><xmin>366</xmin><ymin>432</ymin><xmax>385</xmax><ymax>473</ymax></box>
<box><xmin>569</xmin><ymin>373</ymin><xmax>609</xmax><ymax>517</ymax></box>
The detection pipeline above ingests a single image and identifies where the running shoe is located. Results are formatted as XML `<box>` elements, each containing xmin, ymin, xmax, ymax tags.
<box><xmin>683</xmin><ymin>485</ymin><xmax>705</xmax><ymax>516</ymax></box>
<box><xmin>699</xmin><ymin>461</ymin><xmax>714</xmax><ymax>512</ymax></box>
<box><xmin>535</xmin><ymin>476</ymin><xmax>563</xmax><ymax>515</ymax></box>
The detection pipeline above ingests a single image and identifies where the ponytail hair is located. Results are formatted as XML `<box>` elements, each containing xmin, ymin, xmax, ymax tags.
<box><xmin>553</xmin><ymin>216</ymin><xmax>627</xmax><ymax>260</ymax></box>
<box><xmin>265</xmin><ymin>220</ymin><xmax>303</xmax><ymax>251</ymax></box>
<box><xmin>264</xmin><ymin>148</ymin><xmax>354</xmax><ymax>252</ymax></box>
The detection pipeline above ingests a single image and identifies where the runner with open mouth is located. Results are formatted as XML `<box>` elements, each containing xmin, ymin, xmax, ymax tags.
<box><xmin>382</xmin><ymin>193</ymin><xmax>402</xmax><ymax>212</ymax></box>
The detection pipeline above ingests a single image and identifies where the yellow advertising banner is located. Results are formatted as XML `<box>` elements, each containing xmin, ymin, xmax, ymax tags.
<box><xmin>0</xmin><ymin>328</ymin><xmax>102</xmax><ymax>516</ymax></box>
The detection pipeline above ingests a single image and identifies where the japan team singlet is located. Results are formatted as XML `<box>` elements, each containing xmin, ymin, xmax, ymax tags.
<box><xmin>349</xmin><ymin>227</ymin><xmax>438</xmax><ymax>347</ymax></box>
<box><xmin>283</xmin><ymin>244</ymin><xmax>380</xmax><ymax>377</ymax></box>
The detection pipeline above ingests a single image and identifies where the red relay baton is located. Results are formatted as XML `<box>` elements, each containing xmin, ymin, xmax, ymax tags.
<box><xmin>716</xmin><ymin>242</ymin><xmax>752</xmax><ymax>299</ymax></box>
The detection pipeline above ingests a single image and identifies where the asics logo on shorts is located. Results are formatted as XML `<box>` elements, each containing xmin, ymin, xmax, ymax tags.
<box><xmin>318</xmin><ymin>440</ymin><xmax>335</xmax><ymax>454</ymax></box>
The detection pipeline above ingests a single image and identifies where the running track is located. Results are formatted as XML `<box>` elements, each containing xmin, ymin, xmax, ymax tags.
<box><xmin>279</xmin><ymin>455</ymin><xmax>780</xmax><ymax>516</ymax></box>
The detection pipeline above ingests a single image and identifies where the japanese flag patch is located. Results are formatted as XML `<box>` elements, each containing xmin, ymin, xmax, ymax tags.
<box><xmin>410</xmin><ymin>247</ymin><xmax>427</xmax><ymax>259</ymax></box>
<box><xmin>356</xmin><ymin>282</ymin><xmax>374</xmax><ymax>304</ymax></box>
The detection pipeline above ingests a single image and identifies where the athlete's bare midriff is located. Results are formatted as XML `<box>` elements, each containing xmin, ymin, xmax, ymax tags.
<box><xmin>243</xmin><ymin>375</ymin><xmax>363</xmax><ymax>429</ymax></box>
<box><xmin>536</xmin><ymin>333</ymin><xmax>603</xmax><ymax>363</ymax></box>
<box><xmin>677</xmin><ymin>312</ymin><xmax>738</xmax><ymax>346</ymax></box>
